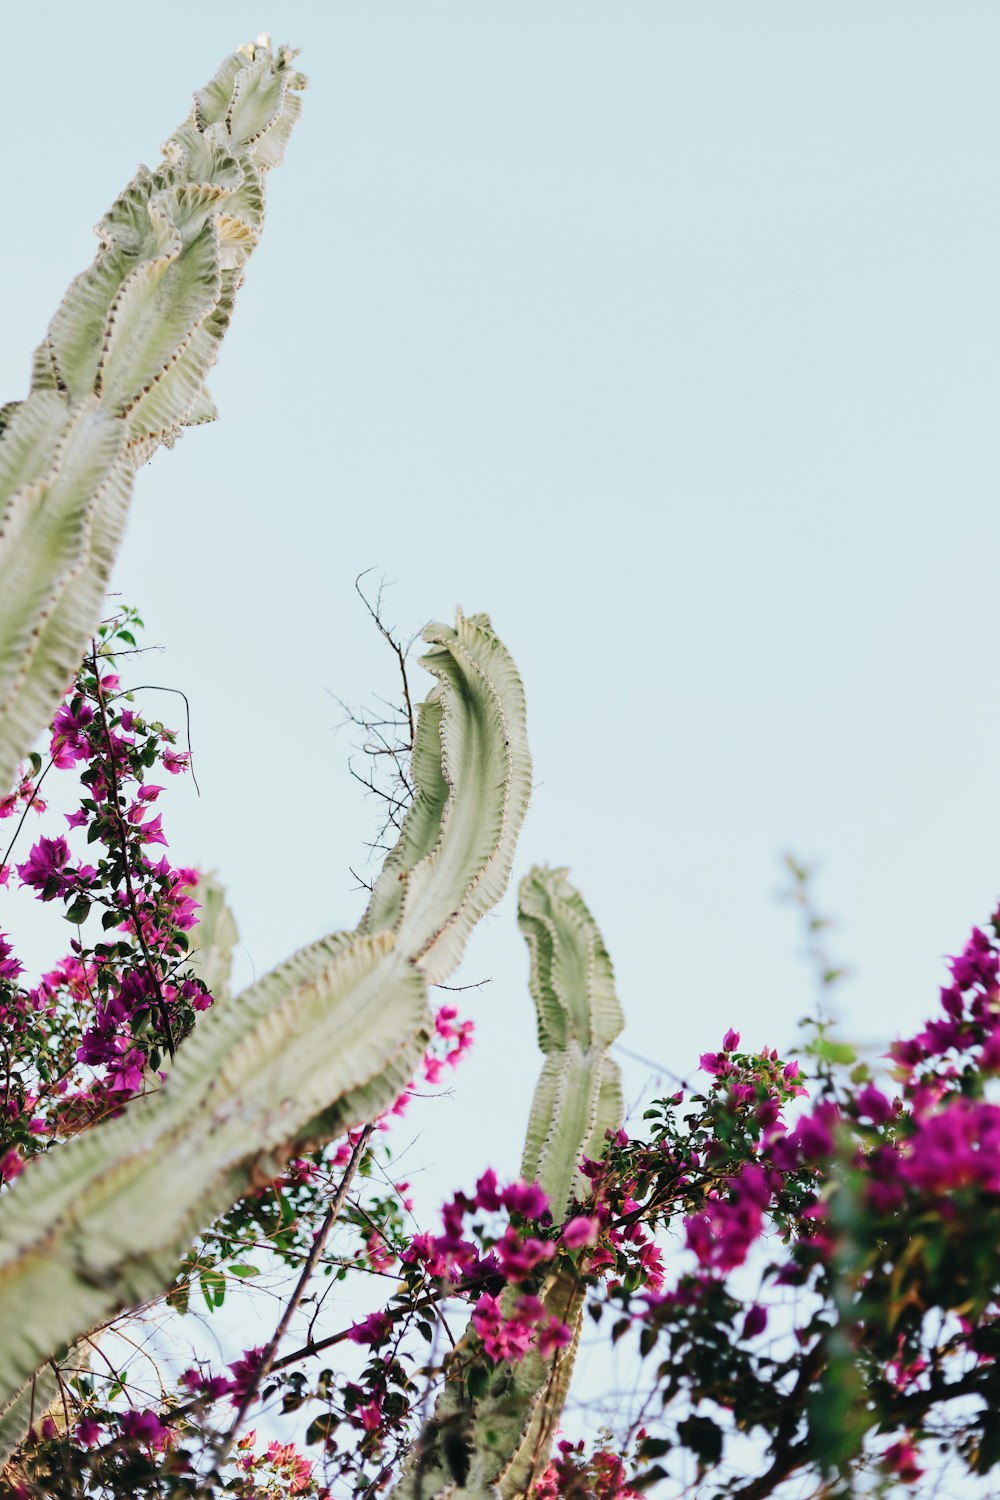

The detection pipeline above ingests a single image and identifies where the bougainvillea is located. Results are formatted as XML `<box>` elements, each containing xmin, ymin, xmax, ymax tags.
<box><xmin>0</xmin><ymin>607</ymin><xmax>211</xmax><ymax>1183</ymax></box>
<box><xmin>5</xmin><ymin>35</ymin><xmax>1000</xmax><ymax>1500</ymax></box>
<box><xmin>5</xmin><ymin>612</ymin><xmax>1000</xmax><ymax>1499</ymax></box>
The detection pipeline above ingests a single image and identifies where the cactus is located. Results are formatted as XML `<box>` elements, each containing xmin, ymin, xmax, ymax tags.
<box><xmin>0</xmin><ymin>1368</ymin><xmax>60</xmax><ymax>1469</ymax></box>
<box><xmin>189</xmin><ymin>871</ymin><xmax>240</xmax><ymax>1005</ymax></box>
<box><xmin>0</xmin><ymin>41</ymin><xmax>604</xmax><ymax>1489</ymax></box>
<box><xmin>395</xmin><ymin>866</ymin><xmax>624</xmax><ymax>1500</ymax></box>
<box><xmin>0</xmin><ymin>38</ymin><xmax>305</xmax><ymax>794</ymax></box>
<box><xmin>0</xmin><ymin>613</ymin><xmax>531</xmax><ymax>1407</ymax></box>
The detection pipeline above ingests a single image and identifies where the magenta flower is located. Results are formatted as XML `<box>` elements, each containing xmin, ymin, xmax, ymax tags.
<box><xmin>227</xmin><ymin>1347</ymin><xmax>266</xmax><ymax>1405</ymax></box>
<box><xmin>792</xmin><ymin>1103</ymin><xmax>839</xmax><ymax>1161</ymax></box>
<box><xmin>560</xmin><ymin>1215</ymin><xmax>601</xmax><ymax>1249</ymax></box>
<box><xmin>0</xmin><ymin>1148</ymin><xmax>23</xmax><ymax>1182</ymax></box>
<box><xmin>348</xmin><ymin>1311</ymin><xmax>393</xmax><ymax>1347</ymax></box>
<box><xmin>883</xmin><ymin>1439</ymin><xmax>923</xmax><ymax>1484</ymax></box>
<box><xmin>535</xmin><ymin>1316</ymin><xmax>573</xmax><ymax>1359</ymax></box>
<box><xmin>699</xmin><ymin>1050</ymin><xmax>726</xmax><ymax>1076</ymax></box>
<box><xmin>502</xmin><ymin>1179</ymin><xmax>549</xmax><ymax>1219</ymax></box>
<box><xmin>358</xmin><ymin>1397</ymin><xmax>383</xmax><ymax>1433</ymax></box>
<box><xmin>134</xmin><ymin>812</ymin><xmax>167</xmax><ymax>847</ymax></box>
<box><xmin>74</xmin><ymin>1417</ymin><xmax>103</xmax><ymax>1446</ymax></box>
<box><xmin>496</xmin><ymin>1227</ymin><xmax>556</xmax><ymax>1279</ymax></box>
<box><xmin>50</xmin><ymin>701</ymin><xmax>93</xmax><ymax>768</ymax></box>
<box><xmin>17</xmin><ymin>835</ymin><xmax>71</xmax><ymax>896</ymax></box>
<box><xmin>856</xmin><ymin>1084</ymin><xmax>893</xmax><ymax>1124</ymax></box>
<box><xmin>106</xmin><ymin>1039</ymin><xmax>146</xmax><ymax>1094</ymax></box>
<box><xmin>118</xmin><ymin>1409</ymin><xmax>170</xmax><ymax>1451</ymax></box>
<box><xmin>741</xmin><ymin>1304</ymin><xmax>768</xmax><ymax>1340</ymax></box>
<box><xmin>0</xmin><ymin>934</ymin><xmax>24</xmax><ymax>982</ymax></box>
<box><xmin>474</xmin><ymin>1167</ymin><xmax>503</xmax><ymax>1212</ymax></box>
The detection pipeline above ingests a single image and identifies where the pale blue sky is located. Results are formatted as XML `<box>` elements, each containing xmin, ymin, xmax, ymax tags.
<box><xmin>3</xmin><ymin>4</ymin><xmax>1000</xmax><ymax>1215</ymax></box>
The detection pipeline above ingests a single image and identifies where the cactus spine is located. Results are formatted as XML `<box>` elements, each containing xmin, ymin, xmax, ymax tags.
<box><xmin>0</xmin><ymin>39</ymin><xmax>305</xmax><ymax>793</ymax></box>
<box><xmin>0</xmin><ymin>613</ymin><xmax>531</xmax><ymax>1406</ymax></box>
<box><xmin>396</xmin><ymin>866</ymin><xmax>624</xmax><ymax>1500</ymax></box>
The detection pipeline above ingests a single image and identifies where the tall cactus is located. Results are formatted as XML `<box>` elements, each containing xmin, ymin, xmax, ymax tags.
<box><xmin>0</xmin><ymin>612</ymin><xmax>531</xmax><ymax>1407</ymax></box>
<box><xmin>0</xmin><ymin>38</ymin><xmax>305</xmax><ymax>793</ymax></box>
<box><xmin>396</xmin><ymin>866</ymin><xmax>624</xmax><ymax>1500</ymax></box>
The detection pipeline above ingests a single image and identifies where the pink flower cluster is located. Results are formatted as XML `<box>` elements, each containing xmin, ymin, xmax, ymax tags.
<box><xmin>535</xmin><ymin>1439</ymin><xmax>642</xmax><ymax>1499</ymax></box>
<box><xmin>398</xmin><ymin>1167</ymin><xmax>548</xmax><ymax>1285</ymax></box>
<box><xmin>684</xmin><ymin>1163</ymin><xmax>772</xmax><ymax>1274</ymax></box>
<box><xmin>351</xmin><ymin>1169</ymin><xmax>578</xmax><ymax>1368</ymax></box>
<box><xmin>422</xmin><ymin>1002</ymin><xmax>474</xmax><ymax>1085</ymax></box>
<box><xmin>234</xmin><ymin>1429</ymin><xmax>327</xmax><ymax>1497</ymax></box>
<box><xmin>472</xmin><ymin>1290</ymin><xmax>571</xmax><ymax>1361</ymax></box>
<box><xmin>0</xmin><ymin>630</ymin><xmax>216</xmax><ymax>1163</ymax></box>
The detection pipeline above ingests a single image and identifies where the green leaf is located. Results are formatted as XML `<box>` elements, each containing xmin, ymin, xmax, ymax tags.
<box><xmin>631</xmin><ymin>1464</ymin><xmax>670</xmax><ymax>1492</ymax></box>
<box><xmin>64</xmin><ymin>896</ymin><xmax>91</xmax><ymax>925</ymax></box>
<box><xmin>305</xmin><ymin>1413</ymin><xmax>339</xmax><ymax>1446</ymax></box>
<box><xmin>813</xmin><ymin>1037</ymin><xmax>856</xmax><ymax>1066</ymax></box>
<box><xmin>677</xmin><ymin>1414</ymin><xmax>723</xmax><ymax>1468</ymax></box>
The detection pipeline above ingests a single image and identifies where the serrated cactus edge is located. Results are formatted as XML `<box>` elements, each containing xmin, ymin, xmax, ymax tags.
<box><xmin>0</xmin><ymin>39</ymin><xmax>306</xmax><ymax>794</ymax></box>
<box><xmin>0</xmin><ymin>612</ymin><xmax>531</xmax><ymax>1406</ymax></box>
<box><xmin>394</xmin><ymin>866</ymin><xmax>624</xmax><ymax>1500</ymax></box>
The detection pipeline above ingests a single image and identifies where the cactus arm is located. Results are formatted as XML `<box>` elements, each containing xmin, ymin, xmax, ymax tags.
<box><xmin>0</xmin><ymin>1368</ymin><xmax>60</xmax><ymax>1469</ymax></box>
<box><xmin>517</xmin><ymin>867</ymin><xmax>624</xmax><ymax>1216</ymax></box>
<box><xmin>0</xmin><ymin>612</ymin><xmax>530</xmax><ymax>1406</ymax></box>
<box><xmin>188</xmin><ymin>871</ymin><xmax>239</xmax><ymax>1004</ymax></box>
<box><xmin>0</xmin><ymin>41</ymin><xmax>305</xmax><ymax>794</ymax></box>
<box><xmin>0</xmin><ymin>395</ymin><xmax>133</xmax><ymax>794</ymax></box>
<box><xmin>362</xmin><ymin>612</ymin><xmax>532</xmax><ymax>985</ymax></box>
<box><xmin>394</xmin><ymin>867</ymin><xmax>625</xmax><ymax>1499</ymax></box>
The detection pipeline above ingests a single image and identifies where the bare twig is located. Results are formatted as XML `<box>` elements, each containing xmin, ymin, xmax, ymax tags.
<box><xmin>216</xmin><ymin>1124</ymin><xmax>375</xmax><ymax>1463</ymax></box>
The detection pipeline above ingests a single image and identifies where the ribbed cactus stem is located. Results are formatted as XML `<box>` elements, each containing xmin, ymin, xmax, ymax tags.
<box><xmin>0</xmin><ymin>41</ymin><xmax>305</xmax><ymax>793</ymax></box>
<box><xmin>394</xmin><ymin>866</ymin><xmax>624</xmax><ymax>1500</ymax></box>
<box><xmin>0</xmin><ymin>613</ymin><xmax>531</xmax><ymax>1406</ymax></box>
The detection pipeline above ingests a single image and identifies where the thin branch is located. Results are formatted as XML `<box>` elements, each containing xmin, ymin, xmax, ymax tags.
<box><xmin>118</xmin><ymin>684</ymin><xmax>200</xmax><ymax>796</ymax></box>
<box><xmin>0</xmin><ymin>755</ymin><xmax>56</xmax><ymax>869</ymax></box>
<box><xmin>355</xmin><ymin>569</ymin><xmax>416</xmax><ymax>746</ymax></box>
<box><xmin>216</xmin><ymin>1123</ymin><xmax>375</xmax><ymax>1463</ymax></box>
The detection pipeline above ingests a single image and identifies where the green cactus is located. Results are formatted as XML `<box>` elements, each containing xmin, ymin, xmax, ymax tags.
<box><xmin>0</xmin><ymin>42</ymin><xmax>613</xmax><ymax>1491</ymax></box>
<box><xmin>0</xmin><ymin>1368</ymin><xmax>60</xmax><ymax>1470</ymax></box>
<box><xmin>0</xmin><ymin>613</ymin><xmax>530</xmax><ymax>1408</ymax></box>
<box><xmin>395</xmin><ymin>866</ymin><xmax>624</xmax><ymax>1500</ymax></box>
<box><xmin>0</xmin><ymin>38</ymin><xmax>305</xmax><ymax>794</ymax></box>
<box><xmin>188</xmin><ymin>871</ymin><xmax>240</xmax><ymax>1005</ymax></box>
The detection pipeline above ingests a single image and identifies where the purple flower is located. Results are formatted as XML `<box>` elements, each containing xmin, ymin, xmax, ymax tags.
<box><xmin>560</xmin><ymin>1215</ymin><xmax>601</xmax><ymax>1249</ymax></box>
<box><xmin>741</xmin><ymin>1304</ymin><xmax>768</xmax><ymax>1340</ymax></box>
<box><xmin>75</xmin><ymin>1417</ymin><xmax>103</xmax><ymax>1446</ymax></box>
<box><xmin>502</xmin><ymin>1179</ymin><xmax>550</xmax><ymax>1220</ymax></box>
<box><xmin>227</xmin><ymin>1347</ymin><xmax>265</xmax><ymax>1406</ymax></box>
<box><xmin>856</xmin><ymin>1084</ymin><xmax>893</xmax><ymax>1125</ymax></box>
<box><xmin>17</xmin><ymin>836</ymin><xmax>71</xmax><ymax>897</ymax></box>
<box><xmin>0</xmin><ymin>934</ymin><xmax>24</xmax><ymax>982</ymax></box>
<box><xmin>50</xmin><ymin>701</ymin><xmax>93</xmax><ymax>769</ymax></box>
<box><xmin>348</xmin><ymin>1312</ymin><xmax>393</xmax><ymax>1347</ymax></box>
<box><xmin>474</xmin><ymin>1166</ymin><xmax>503</xmax><ymax>1211</ymax></box>
<box><xmin>118</xmin><ymin>1409</ymin><xmax>169</xmax><ymax>1451</ymax></box>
